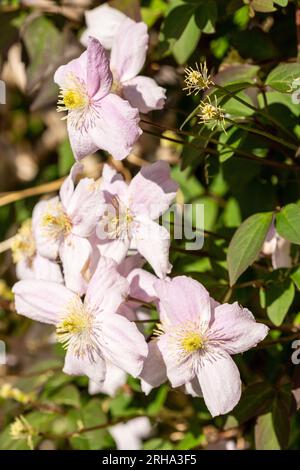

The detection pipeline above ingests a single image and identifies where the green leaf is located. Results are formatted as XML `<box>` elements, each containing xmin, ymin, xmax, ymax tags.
<box><xmin>162</xmin><ymin>3</ymin><xmax>196</xmax><ymax>40</ymax></box>
<box><xmin>262</xmin><ymin>279</ymin><xmax>295</xmax><ymax>326</ymax></box>
<box><xmin>272</xmin><ymin>387</ymin><xmax>291</xmax><ymax>449</ymax></box>
<box><xmin>276</xmin><ymin>204</ymin><xmax>300</xmax><ymax>244</ymax></box>
<box><xmin>52</xmin><ymin>385</ymin><xmax>81</xmax><ymax>408</ymax></box>
<box><xmin>291</xmin><ymin>267</ymin><xmax>300</xmax><ymax>290</ymax></box>
<box><xmin>274</xmin><ymin>0</ymin><xmax>288</xmax><ymax>7</ymax></box>
<box><xmin>233</xmin><ymin>382</ymin><xmax>274</xmax><ymax>424</ymax></box>
<box><xmin>147</xmin><ymin>385</ymin><xmax>168</xmax><ymax>416</ymax></box>
<box><xmin>194</xmin><ymin>0</ymin><xmax>217</xmax><ymax>34</ymax></box>
<box><xmin>248</xmin><ymin>0</ymin><xmax>276</xmax><ymax>12</ymax></box>
<box><xmin>172</xmin><ymin>13</ymin><xmax>201</xmax><ymax>64</ymax></box>
<box><xmin>69</xmin><ymin>399</ymin><xmax>108</xmax><ymax>450</ymax></box>
<box><xmin>227</xmin><ymin>212</ymin><xmax>273</xmax><ymax>286</ymax></box>
<box><xmin>266</xmin><ymin>63</ymin><xmax>300</xmax><ymax>93</ymax></box>
<box><xmin>22</xmin><ymin>16</ymin><xmax>62</xmax><ymax>92</ymax></box>
<box><xmin>255</xmin><ymin>413</ymin><xmax>280</xmax><ymax>450</ymax></box>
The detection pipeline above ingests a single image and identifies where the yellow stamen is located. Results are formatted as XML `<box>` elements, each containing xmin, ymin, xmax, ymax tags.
<box><xmin>56</xmin><ymin>309</ymin><xmax>91</xmax><ymax>350</ymax></box>
<box><xmin>41</xmin><ymin>204</ymin><xmax>72</xmax><ymax>240</ymax></box>
<box><xmin>11</xmin><ymin>219</ymin><xmax>35</xmax><ymax>263</ymax></box>
<box><xmin>63</xmin><ymin>90</ymin><xmax>87</xmax><ymax>110</ymax></box>
<box><xmin>198</xmin><ymin>96</ymin><xmax>225</xmax><ymax>131</ymax></box>
<box><xmin>183</xmin><ymin>61</ymin><xmax>213</xmax><ymax>95</ymax></box>
<box><xmin>181</xmin><ymin>332</ymin><xmax>204</xmax><ymax>353</ymax></box>
<box><xmin>10</xmin><ymin>415</ymin><xmax>36</xmax><ymax>450</ymax></box>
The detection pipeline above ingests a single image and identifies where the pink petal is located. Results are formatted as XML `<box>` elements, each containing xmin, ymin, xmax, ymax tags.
<box><xmin>127</xmin><ymin>268</ymin><xmax>158</xmax><ymax>304</ymax></box>
<box><xmin>63</xmin><ymin>349</ymin><xmax>106</xmax><ymax>384</ymax></box>
<box><xmin>110</xmin><ymin>18</ymin><xmax>148</xmax><ymax>82</ymax></box>
<box><xmin>13</xmin><ymin>280</ymin><xmax>74</xmax><ymax>324</ymax></box>
<box><xmin>209</xmin><ymin>302</ymin><xmax>269</xmax><ymax>354</ymax></box>
<box><xmin>101</xmin><ymin>163</ymin><xmax>124</xmax><ymax>184</ymax></box>
<box><xmin>85</xmin><ymin>256</ymin><xmax>129</xmax><ymax>315</ymax></box>
<box><xmin>32</xmin><ymin>254</ymin><xmax>63</xmax><ymax>283</ymax></box>
<box><xmin>101</xmin><ymin>313</ymin><xmax>148</xmax><ymax>377</ymax></box>
<box><xmin>140</xmin><ymin>340</ymin><xmax>167</xmax><ymax>394</ymax></box>
<box><xmin>81</xmin><ymin>4</ymin><xmax>127</xmax><ymax>49</ymax></box>
<box><xmin>89</xmin><ymin>93</ymin><xmax>142</xmax><ymax>160</ymax></box>
<box><xmin>66</xmin><ymin>178</ymin><xmax>104</xmax><ymax>237</ymax></box>
<box><xmin>135</xmin><ymin>216</ymin><xmax>172</xmax><ymax>279</ymax></box>
<box><xmin>54</xmin><ymin>51</ymin><xmax>87</xmax><ymax>88</ymax></box>
<box><xmin>154</xmin><ymin>276</ymin><xmax>212</xmax><ymax>326</ymax></box>
<box><xmin>96</xmin><ymin>238</ymin><xmax>131</xmax><ymax>264</ymax></box>
<box><xmin>197</xmin><ymin>350</ymin><xmax>242</xmax><ymax>417</ymax></box>
<box><xmin>184</xmin><ymin>377</ymin><xmax>203</xmax><ymax>397</ymax></box>
<box><xmin>59</xmin><ymin>163</ymin><xmax>83</xmax><ymax>208</ymax></box>
<box><xmin>130</xmin><ymin>161</ymin><xmax>178</xmax><ymax>219</ymax></box>
<box><xmin>89</xmin><ymin>361</ymin><xmax>127</xmax><ymax>397</ymax></box>
<box><xmin>86</xmin><ymin>36</ymin><xmax>112</xmax><ymax>100</ymax></box>
<box><xmin>123</xmin><ymin>76</ymin><xmax>166</xmax><ymax>113</ymax></box>
<box><xmin>118</xmin><ymin>253</ymin><xmax>145</xmax><ymax>278</ymax></box>
<box><xmin>16</xmin><ymin>255</ymin><xmax>62</xmax><ymax>283</ymax></box>
<box><xmin>157</xmin><ymin>333</ymin><xmax>194</xmax><ymax>388</ymax></box>
<box><xmin>67</xmin><ymin>119</ymin><xmax>99</xmax><ymax>162</ymax></box>
<box><xmin>272</xmin><ymin>236</ymin><xmax>291</xmax><ymax>269</ymax></box>
<box><xmin>110</xmin><ymin>418</ymin><xmax>151</xmax><ymax>450</ymax></box>
<box><xmin>32</xmin><ymin>198</ymin><xmax>60</xmax><ymax>259</ymax></box>
<box><xmin>59</xmin><ymin>235</ymin><xmax>92</xmax><ymax>296</ymax></box>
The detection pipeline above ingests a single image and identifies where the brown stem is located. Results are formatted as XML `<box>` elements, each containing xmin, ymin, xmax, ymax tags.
<box><xmin>0</xmin><ymin>178</ymin><xmax>64</xmax><ymax>208</ymax></box>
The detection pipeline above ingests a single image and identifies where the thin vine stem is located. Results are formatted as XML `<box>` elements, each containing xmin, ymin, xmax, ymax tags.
<box><xmin>225</xmin><ymin>117</ymin><xmax>298</xmax><ymax>151</ymax></box>
<box><xmin>213</xmin><ymin>83</ymin><xmax>298</xmax><ymax>143</ymax></box>
<box><xmin>142</xmin><ymin>126</ymin><xmax>300</xmax><ymax>172</ymax></box>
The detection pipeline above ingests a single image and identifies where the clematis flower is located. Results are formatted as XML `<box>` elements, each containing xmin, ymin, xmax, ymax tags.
<box><xmin>32</xmin><ymin>163</ymin><xmax>103</xmax><ymax>295</ymax></box>
<box><xmin>141</xmin><ymin>276</ymin><xmax>269</xmax><ymax>417</ymax></box>
<box><xmin>95</xmin><ymin>161</ymin><xmax>178</xmax><ymax>278</ymax></box>
<box><xmin>262</xmin><ymin>222</ymin><xmax>291</xmax><ymax>269</ymax></box>
<box><xmin>110</xmin><ymin>17</ymin><xmax>166</xmax><ymax>113</ymax></box>
<box><xmin>54</xmin><ymin>37</ymin><xmax>141</xmax><ymax>161</ymax></box>
<box><xmin>110</xmin><ymin>417</ymin><xmax>152</xmax><ymax>450</ymax></box>
<box><xmin>89</xmin><ymin>360</ymin><xmax>127</xmax><ymax>397</ymax></box>
<box><xmin>13</xmin><ymin>257</ymin><xmax>148</xmax><ymax>384</ymax></box>
<box><xmin>80</xmin><ymin>4</ymin><xmax>127</xmax><ymax>50</ymax></box>
<box><xmin>11</xmin><ymin>219</ymin><xmax>62</xmax><ymax>283</ymax></box>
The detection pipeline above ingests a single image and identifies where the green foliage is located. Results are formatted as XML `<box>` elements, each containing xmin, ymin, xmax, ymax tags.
<box><xmin>1</xmin><ymin>0</ymin><xmax>300</xmax><ymax>452</ymax></box>
<box><xmin>276</xmin><ymin>204</ymin><xmax>300</xmax><ymax>245</ymax></box>
<box><xmin>227</xmin><ymin>212</ymin><xmax>273</xmax><ymax>286</ymax></box>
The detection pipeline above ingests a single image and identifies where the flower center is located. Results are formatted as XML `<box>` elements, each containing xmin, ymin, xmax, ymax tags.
<box><xmin>181</xmin><ymin>332</ymin><xmax>203</xmax><ymax>353</ymax></box>
<box><xmin>183</xmin><ymin>62</ymin><xmax>212</xmax><ymax>95</ymax></box>
<box><xmin>11</xmin><ymin>219</ymin><xmax>36</xmax><ymax>263</ymax></box>
<box><xmin>57</xmin><ymin>74</ymin><xmax>88</xmax><ymax>114</ymax></box>
<box><xmin>101</xmin><ymin>197</ymin><xmax>134</xmax><ymax>240</ymax></box>
<box><xmin>63</xmin><ymin>89</ymin><xmax>87</xmax><ymax>110</ymax></box>
<box><xmin>56</xmin><ymin>297</ymin><xmax>101</xmax><ymax>362</ymax></box>
<box><xmin>41</xmin><ymin>202</ymin><xmax>72</xmax><ymax>241</ymax></box>
<box><xmin>201</xmin><ymin>103</ymin><xmax>218</xmax><ymax>121</ymax></box>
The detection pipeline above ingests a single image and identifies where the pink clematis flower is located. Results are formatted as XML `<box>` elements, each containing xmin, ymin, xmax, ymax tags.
<box><xmin>32</xmin><ymin>163</ymin><xmax>103</xmax><ymax>295</ymax></box>
<box><xmin>110</xmin><ymin>417</ymin><xmax>152</xmax><ymax>450</ymax></box>
<box><xmin>89</xmin><ymin>360</ymin><xmax>127</xmax><ymax>397</ymax></box>
<box><xmin>262</xmin><ymin>222</ymin><xmax>291</xmax><ymax>269</ymax></box>
<box><xmin>110</xmin><ymin>18</ymin><xmax>166</xmax><ymax>113</ymax></box>
<box><xmin>80</xmin><ymin>4</ymin><xmax>127</xmax><ymax>50</ymax></box>
<box><xmin>54</xmin><ymin>37</ymin><xmax>142</xmax><ymax>161</ymax></box>
<box><xmin>95</xmin><ymin>161</ymin><xmax>178</xmax><ymax>279</ymax></box>
<box><xmin>11</xmin><ymin>219</ymin><xmax>63</xmax><ymax>283</ymax></box>
<box><xmin>13</xmin><ymin>257</ymin><xmax>148</xmax><ymax>384</ymax></box>
<box><xmin>141</xmin><ymin>276</ymin><xmax>269</xmax><ymax>417</ymax></box>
